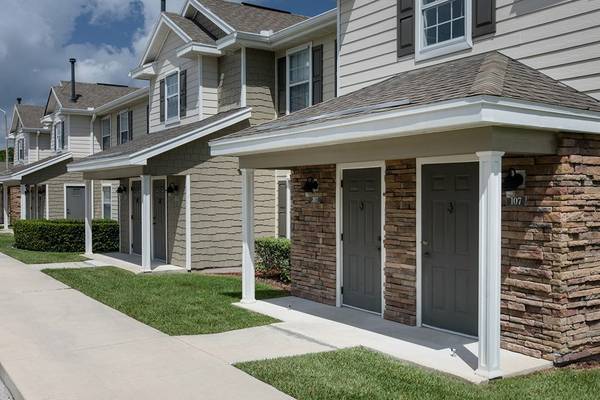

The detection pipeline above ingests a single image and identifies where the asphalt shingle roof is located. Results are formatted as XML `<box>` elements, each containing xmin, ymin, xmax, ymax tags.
<box><xmin>219</xmin><ymin>51</ymin><xmax>600</xmax><ymax>141</ymax></box>
<box><xmin>70</xmin><ymin>108</ymin><xmax>249</xmax><ymax>165</ymax></box>
<box><xmin>197</xmin><ymin>0</ymin><xmax>307</xmax><ymax>33</ymax></box>
<box><xmin>0</xmin><ymin>153</ymin><xmax>70</xmax><ymax>180</ymax></box>
<box><xmin>15</xmin><ymin>105</ymin><xmax>46</xmax><ymax>130</ymax></box>
<box><xmin>52</xmin><ymin>81</ymin><xmax>140</xmax><ymax>110</ymax></box>
<box><xmin>164</xmin><ymin>12</ymin><xmax>216</xmax><ymax>44</ymax></box>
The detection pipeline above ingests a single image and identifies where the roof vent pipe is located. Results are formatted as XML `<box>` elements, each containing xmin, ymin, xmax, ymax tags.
<box><xmin>16</xmin><ymin>98</ymin><xmax>22</xmax><ymax>105</ymax></box>
<box><xmin>69</xmin><ymin>58</ymin><xmax>77</xmax><ymax>102</ymax></box>
<box><xmin>161</xmin><ymin>0</ymin><xmax>166</xmax><ymax>12</ymax></box>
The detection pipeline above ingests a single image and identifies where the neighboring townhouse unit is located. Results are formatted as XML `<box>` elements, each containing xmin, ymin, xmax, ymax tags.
<box><xmin>0</xmin><ymin>60</ymin><xmax>140</xmax><ymax>223</ymax></box>
<box><xmin>69</xmin><ymin>0</ymin><xmax>336</xmax><ymax>272</ymax></box>
<box><xmin>211</xmin><ymin>0</ymin><xmax>600</xmax><ymax>378</ymax></box>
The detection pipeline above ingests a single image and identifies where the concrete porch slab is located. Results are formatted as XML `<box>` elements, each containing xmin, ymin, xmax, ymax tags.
<box><xmin>236</xmin><ymin>296</ymin><xmax>553</xmax><ymax>384</ymax></box>
<box><xmin>88</xmin><ymin>253</ymin><xmax>186</xmax><ymax>274</ymax></box>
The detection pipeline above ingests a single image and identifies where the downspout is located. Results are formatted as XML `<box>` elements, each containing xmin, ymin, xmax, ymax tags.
<box><xmin>90</xmin><ymin>113</ymin><xmax>97</xmax><ymax>155</ymax></box>
<box><xmin>36</xmin><ymin>131</ymin><xmax>40</xmax><ymax>162</ymax></box>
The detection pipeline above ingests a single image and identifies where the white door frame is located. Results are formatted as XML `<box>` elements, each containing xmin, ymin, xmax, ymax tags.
<box><xmin>416</xmin><ymin>154</ymin><xmax>479</xmax><ymax>329</ymax></box>
<box><xmin>63</xmin><ymin>182</ymin><xmax>86</xmax><ymax>219</ymax></box>
<box><xmin>128</xmin><ymin>177</ymin><xmax>141</xmax><ymax>255</ymax></box>
<box><xmin>335</xmin><ymin>161</ymin><xmax>386</xmax><ymax>316</ymax></box>
<box><xmin>150</xmin><ymin>176</ymin><xmax>168</xmax><ymax>262</ymax></box>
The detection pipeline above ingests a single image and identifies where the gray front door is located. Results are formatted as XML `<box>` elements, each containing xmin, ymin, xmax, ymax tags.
<box><xmin>37</xmin><ymin>186</ymin><xmax>46</xmax><ymax>219</ymax></box>
<box><xmin>342</xmin><ymin>168</ymin><xmax>382</xmax><ymax>313</ymax></box>
<box><xmin>131</xmin><ymin>181</ymin><xmax>142</xmax><ymax>255</ymax></box>
<box><xmin>277</xmin><ymin>180</ymin><xmax>287</xmax><ymax>238</ymax></box>
<box><xmin>152</xmin><ymin>180</ymin><xmax>166</xmax><ymax>261</ymax></box>
<box><xmin>65</xmin><ymin>186</ymin><xmax>85</xmax><ymax>220</ymax></box>
<box><xmin>422</xmin><ymin>163</ymin><xmax>479</xmax><ymax>336</ymax></box>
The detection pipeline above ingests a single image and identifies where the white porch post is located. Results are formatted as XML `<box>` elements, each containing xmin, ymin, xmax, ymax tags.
<box><xmin>20</xmin><ymin>184</ymin><xmax>26</xmax><ymax>220</ymax></box>
<box><xmin>141</xmin><ymin>175</ymin><xmax>152</xmax><ymax>272</ymax></box>
<box><xmin>2</xmin><ymin>184</ymin><xmax>9</xmax><ymax>230</ymax></box>
<box><xmin>84</xmin><ymin>180</ymin><xmax>93</xmax><ymax>256</ymax></box>
<box><xmin>185</xmin><ymin>174</ymin><xmax>192</xmax><ymax>271</ymax></box>
<box><xmin>241</xmin><ymin>168</ymin><xmax>255</xmax><ymax>303</ymax></box>
<box><xmin>476</xmin><ymin>151</ymin><xmax>504</xmax><ymax>379</ymax></box>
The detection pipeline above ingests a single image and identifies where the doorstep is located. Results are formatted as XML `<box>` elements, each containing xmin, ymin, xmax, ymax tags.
<box><xmin>88</xmin><ymin>253</ymin><xmax>187</xmax><ymax>274</ymax></box>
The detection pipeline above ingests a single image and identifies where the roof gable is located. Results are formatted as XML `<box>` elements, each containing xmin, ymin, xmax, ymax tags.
<box><xmin>49</xmin><ymin>81</ymin><xmax>139</xmax><ymax>111</ymax></box>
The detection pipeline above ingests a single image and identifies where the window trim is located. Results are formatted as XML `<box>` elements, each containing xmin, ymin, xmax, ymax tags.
<box><xmin>164</xmin><ymin>69</ymin><xmax>181</xmax><ymax>125</ymax></box>
<box><xmin>101</xmin><ymin>184</ymin><xmax>112</xmax><ymax>219</ymax></box>
<box><xmin>101</xmin><ymin>116</ymin><xmax>111</xmax><ymax>150</ymax></box>
<box><xmin>17</xmin><ymin>138</ymin><xmax>24</xmax><ymax>161</ymax></box>
<box><xmin>415</xmin><ymin>0</ymin><xmax>472</xmax><ymax>61</ymax></box>
<box><xmin>286</xmin><ymin>43</ymin><xmax>313</xmax><ymax>115</ymax></box>
<box><xmin>118</xmin><ymin>111</ymin><xmax>130</xmax><ymax>144</ymax></box>
<box><xmin>54</xmin><ymin>121</ymin><xmax>64</xmax><ymax>152</ymax></box>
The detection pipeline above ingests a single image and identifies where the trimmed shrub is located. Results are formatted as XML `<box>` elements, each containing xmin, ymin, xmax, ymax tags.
<box><xmin>255</xmin><ymin>237</ymin><xmax>291</xmax><ymax>283</ymax></box>
<box><xmin>13</xmin><ymin>219</ymin><xmax>119</xmax><ymax>253</ymax></box>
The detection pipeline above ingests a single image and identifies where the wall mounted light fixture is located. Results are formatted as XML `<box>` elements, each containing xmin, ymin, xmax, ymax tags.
<box><xmin>166</xmin><ymin>183</ymin><xmax>179</xmax><ymax>194</ymax></box>
<box><xmin>116</xmin><ymin>185</ymin><xmax>127</xmax><ymax>194</ymax></box>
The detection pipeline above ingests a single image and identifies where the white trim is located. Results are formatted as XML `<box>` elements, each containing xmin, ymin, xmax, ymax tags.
<box><xmin>63</xmin><ymin>182</ymin><xmax>85</xmax><ymax>219</ymax></box>
<box><xmin>140</xmin><ymin>175</ymin><xmax>152</xmax><ymax>271</ymax></box>
<box><xmin>286</xmin><ymin>43</ymin><xmax>312</xmax><ymax>115</ymax></box>
<box><xmin>240</xmin><ymin>47</ymin><xmax>247</xmax><ymax>108</ymax></box>
<box><xmin>19</xmin><ymin>184</ymin><xmax>26</xmax><ymax>220</ymax></box>
<box><xmin>165</xmin><ymin>68</ymin><xmax>181</xmax><ymax>126</ymax></box>
<box><xmin>45</xmin><ymin>184</ymin><xmax>49</xmax><ymax>220</ymax></box>
<box><xmin>185</xmin><ymin>0</ymin><xmax>235</xmax><ymax>35</ymax></box>
<box><xmin>415</xmin><ymin>0</ymin><xmax>473</xmax><ymax>61</ymax></box>
<box><xmin>240</xmin><ymin>168</ymin><xmax>255</xmax><ymax>303</ymax></box>
<box><xmin>3</xmin><ymin>184</ymin><xmax>9</xmax><ymax>230</ymax></box>
<box><xmin>101</xmin><ymin>116</ymin><xmax>111</xmax><ymax>150</ymax></box>
<box><xmin>211</xmin><ymin>96</ymin><xmax>600</xmax><ymax>156</ymax></box>
<box><xmin>415</xmin><ymin>154</ymin><xmax>478</xmax><ymax>327</ymax></box>
<box><xmin>84</xmin><ymin>180</ymin><xmax>93</xmax><ymax>256</ymax></box>
<box><xmin>198</xmin><ymin>55</ymin><xmax>204</xmax><ymax>120</ymax></box>
<box><xmin>95</xmin><ymin>87</ymin><xmax>149</xmax><ymax>115</ymax></box>
<box><xmin>1</xmin><ymin>152</ymin><xmax>72</xmax><ymax>181</ymax></box>
<box><xmin>138</xmin><ymin>14</ymin><xmax>194</xmax><ymax>68</ymax></box>
<box><xmin>69</xmin><ymin>108</ymin><xmax>252</xmax><ymax>172</ymax></box>
<box><xmin>336</xmin><ymin>161</ymin><xmax>386</xmax><ymax>316</ymax></box>
<box><xmin>101</xmin><ymin>183</ymin><xmax>113</xmax><ymax>219</ymax></box>
<box><xmin>176</xmin><ymin>42</ymin><xmax>222</xmax><ymax>58</ymax></box>
<box><xmin>276</xmin><ymin>173</ymin><xmax>292</xmax><ymax>239</ymax></box>
<box><xmin>185</xmin><ymin>174</ymin><xmax>192</xmax><ymax>271</ymax></box>
<box><xmin>118</xmin><ymin>110</ymin><xmax>130</xmax><ymax>144</ymax></box>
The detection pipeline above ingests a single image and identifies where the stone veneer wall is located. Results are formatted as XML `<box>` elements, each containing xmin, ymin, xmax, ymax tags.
<box><xmin>502</xmin><ymin>133</ymin><xmax>600</xmax><ymax>363</ymax></box>
<box><xmin>290</xmin><ymin>165</ymin><xmax>337</xmax><ymax>305</ymax></box>
<box><xmin>384</xmin><ymin>160</ymin><xmax>417</xmax><ymax>325</ymax></box>
<box><xmin>9</xmin><ymin>186</ymin><xmax>20</xmax><ymax>224</ymax></box>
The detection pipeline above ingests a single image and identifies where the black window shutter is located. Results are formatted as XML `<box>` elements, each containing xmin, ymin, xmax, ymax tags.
<box><xmin>397</xmin><ymin>0</ymin><xmax>415</xmax><ymax>58</ymax></box>
<box><xmin>277</xmin><ymin>57</ymin><xmax>286</xmax><ymax>116</ymax></box>
<box><xmin>116</xmin><ymin>114</ymin><xmax>121</xmax><ymax>144</ymax></box>
<box><xmin>312</xmin><ymin>44</ymin><xmax>324</xmax><ymax>105</ymax></box>
<box><xmin>472</xmin><ymin>0</ymin><xmax>496</xmax><ymax>38</ymax></box>
<box><xmin>146</xmin><ymin>104</ymin><xmax>150</xmax><ymax>134</ymax></box>
<box><xmin>159</xmin><ymin>78</ymin><xmax>165</xmax><ymax>122</ymax></box>
<box><xmin>334</xmin><ymin>40</ymin><xmax>338</xmax><ymax>97</ymax></box>
<box><xmin>180</xmin><ymin>70</ymin><xmax>187</xmax><ymax>117</ymax></box>
<box><xmin>128</xmin><ymin>110</ymin><xmax>133</xmax><ymax>141</ymax></box>
<box><xmin>60</xmin><ymin>121</ymin><xmax>65</xmax><ymax>149</ymax></box>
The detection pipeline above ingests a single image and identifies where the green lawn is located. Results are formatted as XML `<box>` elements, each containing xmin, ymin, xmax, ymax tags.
<box><xmin>44</xmin><ymin>266</ymin><xmax>287</xmax><ymax>335</ymax></box>
<box><xmin>0</xmin><ymin>233</ymin><xmax>88</xmax><ymax>264</ymax></box>
<box><xmin>237</xmin><ymin>347</ymin><xmax>600</xmax><ymax>400</ymax></box>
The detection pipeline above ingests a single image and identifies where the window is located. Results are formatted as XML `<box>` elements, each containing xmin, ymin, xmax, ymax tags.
<box><xmin>54</xmin><ymin>121</ymin><xmax>65</xmax><ymax>151</ymax></box>
<box><xmin>119</xmin><ymin>111</ymin><xmax>129</xmax><ymax>144</ymax></box>
<box><xmin>287</xmin><ymin>46</ymin><xmax>311</xmax><ymax>113</ymax></box>
<box><xmin>17</xmin><ymin>139</ymin><xmax>24</xmax><ymax>161</ymax></box>
<box><xmin>102</xmin><ymin>185</ymin><xmax>112</xmax><ymax>219</ymax></box>
<box><xmin>165</xmin><ymin>72</ymin><xmax>179</xmax><ymax>121</ymax></box>
<box><xmin>101</xmin><ymin>117</ymin><xmax>111</xmax><ymax>150</ymax></box>
<box><xmin>417</xmin><ymin>0</ymin><xmax>471</xmax><ymax>61</ymax></box>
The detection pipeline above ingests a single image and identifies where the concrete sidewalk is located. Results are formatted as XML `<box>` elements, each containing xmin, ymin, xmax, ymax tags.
<box><xmin>0</xmin><ymin>253</ymin><xmax>291</xmax><ymax>400</ymax></box>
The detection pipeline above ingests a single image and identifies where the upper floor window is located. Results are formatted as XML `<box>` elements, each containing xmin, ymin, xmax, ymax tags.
<box><xmin>416</xmin><ymin>0</ymin><xmax>472</xmax><ymax>61</ymax></box>
<box><xmin>17</xmin><ymin>139</ymin><xmax>24</xmax><ymax>161</ymax></box>
<box><xmin>287</xmin><ymin>46</ymin><xmax>311</xmax><ymax>113</ymax></box>
<box><xmin>102</xmin><ymin>185</ymin><xmax>112</xmax><ymax>219</ymax></box>
<box><xmin>101</xmin><ymin>117</ymin><xmax>111</xmax><ymax>150</ymax></box>
<box><xmin>54</xmin><ymin>121</ymin><xmax>65</xmax><ymax>151</ymax></box>
<box><xmin>118</xmin><ymin>111</ymin><xmax>130</xmax><ymax>144</ymax></box>
<box><xmin>166</xmin><ymin>72</ymin><xmax>179</xmax><ymax>121</ymax></box>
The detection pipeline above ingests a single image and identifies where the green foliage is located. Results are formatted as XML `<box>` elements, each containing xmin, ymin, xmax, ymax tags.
<box><xmin>13</xmin><ymin>219</ymin><xmax>119</xmax><ymax>253</ymax></box>
<box><xmin>0</xmin><ymin>233</ymin><xmax>87</xmax><ymax>264</ymax></box>
<box><xmin>255</xmin><ymin>237</ymin><xmax>291</xmax><ymax>283</ymax></box>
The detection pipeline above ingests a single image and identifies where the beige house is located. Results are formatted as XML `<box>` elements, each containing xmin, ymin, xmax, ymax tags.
<box><xmin>211</xmin><ymin>0</ymin><xmax>600</xmax><ymax>380</ymax></box>
<box><xmin>69</xmin><ymin>0</ymin><xmax>336</xmax><ymax>272</ymax></box>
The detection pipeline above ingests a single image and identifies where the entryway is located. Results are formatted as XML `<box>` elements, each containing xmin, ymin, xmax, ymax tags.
<box><xmin>65</xmin><ymin>185</ymin><xmax>85</xmax><ymax>220</ymax></box>
<box><xmin>152</xmin><ymin>179</ymin><xmax>167</xmax><ymax>261</ymax></box>
<box><xmin>421</xmin><ymin>162</ymin><xmax>479</xmax><ymax>337</ymax></box>
<box><xmin>341</xmin><ymin>166</ymin><xmax>382</xmax><ymax>314</ymax></box>
<box><xmin>130</xmin><ymin>180</ymin><xmax>142</xmax><ymax>255</ymax></box>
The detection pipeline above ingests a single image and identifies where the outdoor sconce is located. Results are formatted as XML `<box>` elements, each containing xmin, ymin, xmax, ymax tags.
<box><xmin>166</xmin><ymin>183</ymin><xmax>178</xmax><ymax>194</ymax></box>
<box><xmin>303</xmin><ymin>177</ymin><xmax>319</xmax><ymax>193</ymax></box>
<box><xmin>116</xmin><ymin>185</ymin><xmax>127</xmax><ymax>194</ymax></box>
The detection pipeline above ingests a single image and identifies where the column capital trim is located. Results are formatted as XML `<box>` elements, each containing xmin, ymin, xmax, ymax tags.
<box><xmin>476</xmin><ymin>151</ymin><xmax>505</xmax><ymax>160</ymax></box>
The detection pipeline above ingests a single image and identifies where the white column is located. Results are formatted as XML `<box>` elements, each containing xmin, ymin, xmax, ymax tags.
<box><xmin>241</xmin><ymin>168</ymin><xmax>255</xmax><ymax>303</ymax></box>
<box><xmin>141</xmin><ymin>175</ymin><xmax>152</xmax><ymax>272</ymax></box>
<box><xmin>476</xmin><ymin>151</ymin><xmax>504</xmax><ymax>380</ymax></box>
<box><xmin>2</xmin><ymin>184</ymin><xmax>9</xmax><ymax>230</ymax></box>
<box><xmin>84</xmin><ymin>180</ymin><xmax>93</xmax><ymax>256</ymax></box>
<box><xmin>20</xmin><ymin>184</ymin><xmax>26</xmax><ymax>220</ymax></box>
<box><xmin>185</xmin><ymin>174</ymin><xmax>192</xmax><ymax>271</ymax></box>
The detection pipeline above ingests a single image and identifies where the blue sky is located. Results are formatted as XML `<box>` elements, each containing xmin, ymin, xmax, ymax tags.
<box><xmin>0</xmin><ymin>0</ymin><xmax>336</xmax><ymax>143</ymax></box>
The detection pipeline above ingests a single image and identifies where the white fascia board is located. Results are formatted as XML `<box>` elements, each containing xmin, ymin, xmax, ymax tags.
<box><xmin>69</xmin><ymin>108</ymin><xmax>252</xmax><ymax>172</ymax></box>
<box><xmin>130</xmin><ymin>63</ymin><xmax>157</xmax><ymax>80</ymax></box>
<box><xmin>139</xmin><ymin>15</ymin><xmax>192</xmax><ymax>69</ymax></box>
<box><xmin>176</xmin><ymin>42</ymin><xmax>222</xmax><ymax>58</ymax></box>
<box><xmin>9</xmin><ymin>152</ymin><xmax>72</xmax><ymax>180</ymax></box>
<box><xmin>188</xmin><ymin>0</ymin><xmax>234</xmax><ymax>35</ymax></box>
<box><xmin>95</xmin><ymin>88</ymin><xmax>150</xmax><ymax>115</ymax></box>
<box><xmin>210</xmin><ymin>96</ymin><xmax>600</xmax><ymax>156</ymax></box>
<box><xmin>60</xmin><ymin>108</ymin><xmax>95</xmax><ymax>116</ymax></box>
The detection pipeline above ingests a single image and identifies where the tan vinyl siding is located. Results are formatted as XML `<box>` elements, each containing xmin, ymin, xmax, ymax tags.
<box><xmin>246</xmin><ymin>48</ymin><xmax>276</xmax><ymax>125</ymax></box>
<box><xmin>203</xmin><ymin>56</ymin><xmax>219</xmax><ymax>117</ymax></box>
<box><xmin>37</xmin><ymin>134</ymin><xmax>53</xmax><ymax>161</ymax></box>
<box><xmin>339</xmin><ymin>0</ymin><xmax>600</xmax><ymax>99</ymax></box>
<box><xmin>68</xmin><ymin>115</ymin><xmax>92</xmax><ymax>157</ymax></box>
<box><xmin>218</xmin><ymin>50</ymin><xmax>242</xmax><ymax>113</ymax></box>
<box><xmin>149</xmin><ymin>31</ymin><xmax>200</xmax><ymax>132</ymax></box>
<box><xmin>94</xmin><ymin>99</ymin><xmax>149</xmax><ymax>153</ymax></box>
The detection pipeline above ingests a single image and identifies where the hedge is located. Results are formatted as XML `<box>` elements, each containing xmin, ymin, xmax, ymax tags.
<box><xmin>13</xmin><ymin>219</ymin><xmax>119</xmax><ymax>253</ymax></box>
<box><xmin>255</xmin><ymin>237</ymin><xmax>291</xmax><ymax>283</ymax></box>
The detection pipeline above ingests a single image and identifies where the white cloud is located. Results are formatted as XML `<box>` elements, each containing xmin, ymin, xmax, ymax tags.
<box><xmin>0</xmin><ymin>0</ymin><xmax>185</xmax><ymax>139</ymax></box>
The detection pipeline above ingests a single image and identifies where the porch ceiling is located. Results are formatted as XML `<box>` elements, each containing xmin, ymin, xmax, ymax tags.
<box><xmin>238</xmin><ymin>126</ymin><xmax>557</xmax><ymax>169</ymax></box>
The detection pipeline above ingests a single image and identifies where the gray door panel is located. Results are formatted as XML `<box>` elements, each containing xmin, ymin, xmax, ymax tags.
<box><xmin>277</xmin><ymin>181</ymin><xmax>287</xmax><ymax>238</ymax></box>
<box><xmin>65</xmin><ymin>186</ymin><xmax>85</xmax><ymax>220</ymax></box>
<box><xmin>422</xmin><ymin>163</ymin><xmax>478</xmax><ymax>336</ymax></box>
<box><xmin>131</xmin><ymin>181</ymin><xmax>142</xmax><ymax>255</ymax></box>
<box><xmin>342</xmin><ymin>168</ymin><xmax>382</xmax><ymax>313</ymax></box>
<box><xmin>152</xmin><ymin>180</ymin><xmax>166</xmax><ymax>261</ymax></box>
<box><xmin>37</xmin><ymin>186</ymin><xmax>46</xmax><ymax>219</ymax></box>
